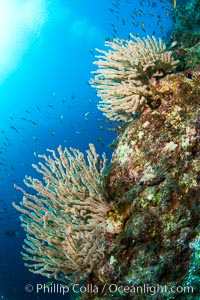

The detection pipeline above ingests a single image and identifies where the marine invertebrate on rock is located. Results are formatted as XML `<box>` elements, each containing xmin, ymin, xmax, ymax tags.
<box><xmin>102</xmin><ymin>71</ymin><xmax>200</xmax><ymax>299</ymax></box>
<box><xmin>90</xmin><ymin>34</ymin><xmax>179</xmax><ymax>122</ymax></box>
<box><xmin>13</xmin><ymin>144</ymin><xmax>122</xmax><ymax>283</ymax></box>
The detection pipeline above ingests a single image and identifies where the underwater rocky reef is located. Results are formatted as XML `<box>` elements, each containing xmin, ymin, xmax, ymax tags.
<box><xmin>170</xmin><ymin>0</ymin><xmax>200</xmax><ymax>72</ymax></box>
<box><xmin>13</xmin><ymin>4</ymin><xmax>200</xmax><ymax>300</ymax></box>
<box><xmin>97</xmin><ymin>71</ymin><xmax>200</xmax><ymax>300</ymax></box>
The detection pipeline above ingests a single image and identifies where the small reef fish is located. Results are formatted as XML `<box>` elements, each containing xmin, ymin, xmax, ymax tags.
<box><xmin>139</xmin><ymin>0</ymin><xmax>144</xmax><ymax>7</ymax></box>
<box><xmin>47</xmin><ymin>104</ymin><xmax>54</xmax><ymax>110</ymax></box>
<box><xmin>60</xmin><ymin>115</ymin><xmax>64</xmax><ymax>124</ymax></box>
<box><xmin>173</xmin><ymin>0</ymin><xmax>176</xmax><ymax>9</ymax></box>
<box><xmin>71</xmin><ymin>93</ymin><xmax>76</xmax><ymax>100</ymax></box>
<box><xmin>83</xmin><ymin>112</ymin><xmax>90</xmax><ymax>117</ymax></box>
<box><xmin>149</xmin><ymin>12</ymin><xmax>154</xmax><ymax>18</ymax></box>
<box><xmin>10</xmin><ymin>126</ymin><xmax>19</xmax><ymax>134</ymax></box>
<box><xmin>122</xmin><ymin>18</ymin><xmax>126</xmax><ymax>25</ymax></box>
<box><xmin>21</xmin><ymin>117</ymin><xmax>38</xmax><ymax>126</ymax></box>
<box><xmin>75</xmin><ymin>131</ymin><xmax>82</xmax><ymax>135</ymax></box>
<box><xmin>32</xmin><ymin>136</ymin><xmax>38</xmax><ymax>143</ymax></box>
<box><xmin>141</xmin><ymin>21</ymin><xmax>146</xmax><ymax>32</ymax></box>
<box><xmin>83</xmin><ymin>112</ymin><xmax>90</xmax><ymax>123</ymax></box>
<box><xmin>99</xmin><ymin>125</ymin><xmax>104</xmax><ymax>131</ymax></box>
<box><xmin>169</xmin><ymin>41</ymin><xmax>178</xmax><ymax>49</ymax></box>
<box><xmin>89</xmin><ymin>49</ymin><xmax>94</xmax><ymax>55</ymax></box>
<box><xmin>97</xmin><ymin>137</ymin><xmax>104</xmax><ymax>147</ymax></box>
<box><xmin>6</xmin><ymin>229</ymin><xmax>19</xmax><ymax>237</ymax></box>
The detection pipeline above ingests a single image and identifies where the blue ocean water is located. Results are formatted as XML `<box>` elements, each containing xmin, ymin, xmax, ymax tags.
<box><xmin>0</xmin><ymin>0</ymin><xmax>174</xmax><ymax>299</ymax></box>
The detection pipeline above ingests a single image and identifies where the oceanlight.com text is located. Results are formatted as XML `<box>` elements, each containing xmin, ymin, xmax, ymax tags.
<box><xmin>24</xmin><ymin>283</ymin><xmax>194</xmax><ymax>296</ymax></box>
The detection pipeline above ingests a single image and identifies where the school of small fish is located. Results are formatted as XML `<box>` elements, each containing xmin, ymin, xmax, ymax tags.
<box><xmin>0</xmin><ymin>0</ymin><xmax>176</xmax><ymax>245</ymax></box>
